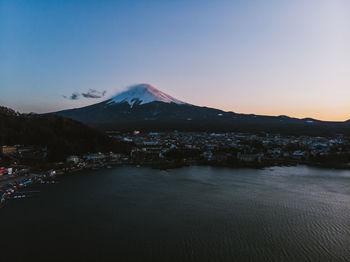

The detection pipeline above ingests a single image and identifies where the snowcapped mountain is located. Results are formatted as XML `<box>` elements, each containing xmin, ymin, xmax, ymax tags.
<box><xmin>107</xmin><ymin>84</ymin><xmax>186</xmax><ymax>107</ymax></box>
<box><xmin>52</xmin><ymin>84</ymin><xmax>350</xmax><ymax>135</ymax></box>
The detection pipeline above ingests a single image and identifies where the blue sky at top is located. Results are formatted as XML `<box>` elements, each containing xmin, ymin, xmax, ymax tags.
<box><xmin>0</xmin><ymin>0</ymin><xmax>349</xmax><ymax>120</ymax></box>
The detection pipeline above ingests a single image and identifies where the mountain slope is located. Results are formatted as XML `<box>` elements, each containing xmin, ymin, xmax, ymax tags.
<box><xmin>52</xmin><ymin>84</ymin><xmax>350</xmax><ymax>135</ymax></box>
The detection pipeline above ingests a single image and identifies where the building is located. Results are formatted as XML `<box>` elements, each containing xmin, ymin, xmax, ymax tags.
<box><xmin>1</xmin><ymin>146</ymin><xmax>17</xmax><ymax>155</ymax></box>
<box><xmin>202</xmin><ymin>151</ymin><xmax>213</xmax><ymax>161</ymax></box>
<box><xmin>237</xmin><ymin>152</ymin><xmax>263</xmax><ymax>163</ymax></box>
<box><xmin>86</xmin><ymin>153</ymin><xmax>106</xmax><ymax>162</ymax></box>
<box><xmin>0</xmin><ymin>167</ymin><xmax>8</xmax><ymax>176</ymax></box>
<box><xmin>66</xmin><ymin>155</ymin><xmax>80</xmax><ymax>164</ymax></box>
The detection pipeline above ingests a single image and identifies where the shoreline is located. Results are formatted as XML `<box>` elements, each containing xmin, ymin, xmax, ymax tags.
<box><xmin>1</xmin><ymin>160</ymin><xmax>349</xmax><ymax>209</ymax></box>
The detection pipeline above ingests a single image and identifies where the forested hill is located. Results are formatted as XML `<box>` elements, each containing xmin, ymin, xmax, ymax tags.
<box><xmin>0</xmin><ymin>106</ymin><xmax>130</xmax><ymax>161</ymax></box>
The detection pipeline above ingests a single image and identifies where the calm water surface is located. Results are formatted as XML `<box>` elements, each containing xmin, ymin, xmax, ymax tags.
<box><xmin>1</xmin><ymin>166</ymin><xmax>350</xmax><ymax>262</ymax></box>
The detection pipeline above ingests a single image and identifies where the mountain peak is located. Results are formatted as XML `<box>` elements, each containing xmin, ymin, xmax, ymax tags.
<box><xmin>107</xmin><ymin>83</ymin><xmax>186</xmax><ymax>107</ymax></box>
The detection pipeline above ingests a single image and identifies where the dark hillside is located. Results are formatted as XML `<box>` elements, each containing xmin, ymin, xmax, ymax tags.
<box><xmin>0</xmin><ymin>106</ymin><xmax>130</xmax><ymax>161</ymax></box>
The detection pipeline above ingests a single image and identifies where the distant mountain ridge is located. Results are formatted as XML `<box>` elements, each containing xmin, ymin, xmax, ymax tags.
<box><xmin>52</xmin><ymin>84</ymin><xmax>350</xmax><ymax>135</ymax></box>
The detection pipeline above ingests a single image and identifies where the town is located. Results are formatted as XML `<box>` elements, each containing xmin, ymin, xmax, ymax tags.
<box><xmin>117</xmin><ymin>131</ymin><xmax>350</xmax><ymax>167</ymax></box>
<box><xmin>1</xmin><ymin>131</ymin><xmax>350</xmax><ymax>207</ymax></box>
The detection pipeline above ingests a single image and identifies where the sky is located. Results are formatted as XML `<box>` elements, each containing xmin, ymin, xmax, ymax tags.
<box><xmin>0</xmin><ymin>0</ymin><xmax>349</xmax><ymax>121</ymax></box>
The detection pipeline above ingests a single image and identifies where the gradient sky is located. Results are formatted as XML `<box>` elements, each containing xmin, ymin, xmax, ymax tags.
<box><xmin>1</xmin><ymin>0</ymin><xmax>349</xmax><ymax>121</ymax></box>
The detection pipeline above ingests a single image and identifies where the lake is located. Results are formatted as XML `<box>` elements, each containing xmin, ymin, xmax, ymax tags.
<box><xmin>1</xmin><ymin>166</ymin><xmax>350</xmax><ymax>262</ymax></box>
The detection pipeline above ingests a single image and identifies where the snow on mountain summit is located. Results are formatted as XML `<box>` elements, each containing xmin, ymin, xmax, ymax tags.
<box><xmin>108</xmin><ymin>84</ymin><xmax>186</xmax><ymax>107</ymax></box>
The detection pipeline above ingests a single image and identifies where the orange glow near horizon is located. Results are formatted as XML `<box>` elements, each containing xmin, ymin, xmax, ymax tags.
<box><xmin>219</xmin><ymin>106</ymin><xmax>350</xmax><ymax>122</ymax></box>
